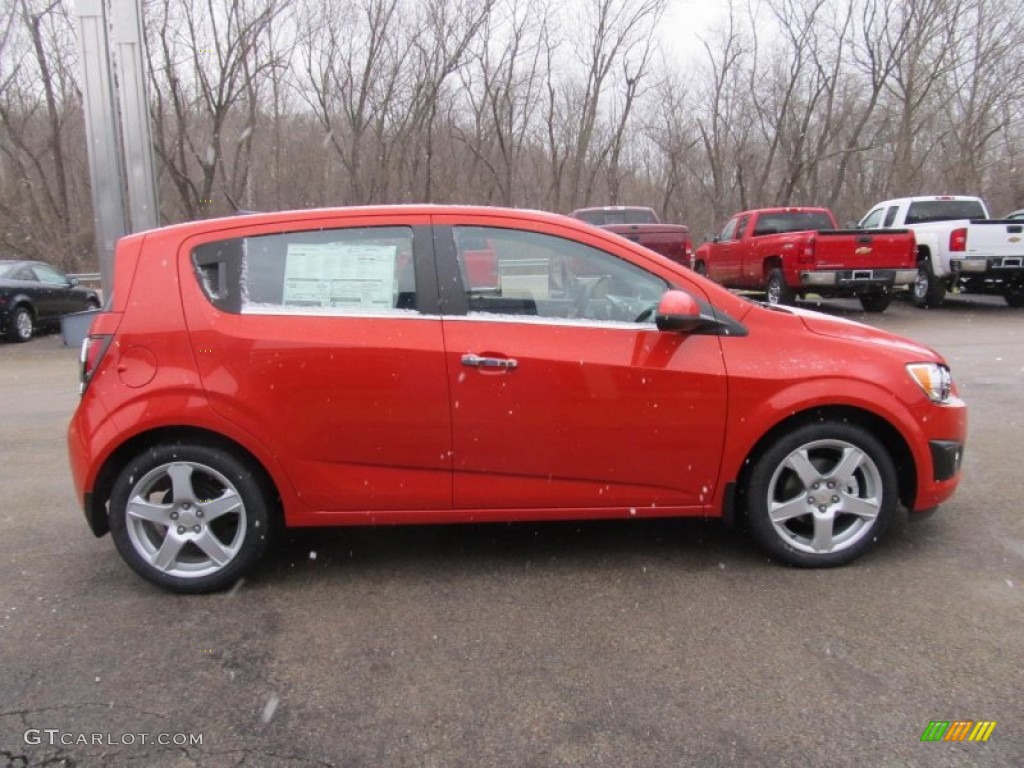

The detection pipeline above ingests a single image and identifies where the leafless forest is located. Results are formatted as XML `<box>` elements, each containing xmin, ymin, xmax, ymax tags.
<box><xmin>1</xmin><ymin>0</ymin><xmax>1022</xmax><ymax>271</ymax></box>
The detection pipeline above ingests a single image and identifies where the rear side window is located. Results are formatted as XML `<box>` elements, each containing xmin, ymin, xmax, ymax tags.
<box><xmin>192</xmin><ymin>226</ymin><xmax>416</xmax><ymax>315</ymax></box>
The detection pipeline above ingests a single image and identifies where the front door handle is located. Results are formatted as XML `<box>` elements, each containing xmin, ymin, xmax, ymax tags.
<box><xmin>461</xmin><ymin>354</ymin><xmax>518</xmax><ymax>370</ymax></box>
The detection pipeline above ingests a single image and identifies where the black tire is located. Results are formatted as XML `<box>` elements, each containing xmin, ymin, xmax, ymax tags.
<box><xmin>765</xmin><ymin>268</ymin><xmax>795</xmax><ymax>306</ymax></box>
<box><xmin>694</xmin><ymin>260</ymin><xmax>708</xmax><ymax>276</ymax></box>
<box><xmin>5</xmin><ymin>305</ymin><xmax>34</xmax><ymax>342</ymax></box>
<box><xmin>108</xmin><ymin>443</ymin><xmax>274</xmax><ymax>593</ymax></box>
<box><xmin>744</xmin><ymin>421</ymin><xmax>898</xmax><ymax>567</ymax></box>
<box><xmin>1004</xmin><ymin>290</ymin><xmax>1024</xmax><ymax>308</ymax></box>
<box><xmin>858</xmin><ymin>292</ymin><xmax>891</xmax><ymax>313</ymax></box>
<box><xmin>86</xmin><ymin>298</ymin><xmax>101</xmax><ymax>310</ymax></box>
<box><xmin>911</xmin><ymin>260</ymin><xmax>946</xmax><ymax>308</ymax></box>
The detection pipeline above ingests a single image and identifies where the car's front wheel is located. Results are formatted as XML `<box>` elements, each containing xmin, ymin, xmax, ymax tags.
<box><xmin>5</xmin><ymin>306</ymin><xmax>34</xmax><ymax>342</ymax></box>
<box><xmin>109</xmin><ymin>444</ymin><xmax>274</xmax><ymax>592</ymax></box>
<box><xmin>744</xmin><ymin>422</ymin><xmax>898</xmax><ymax>567</ymax></box>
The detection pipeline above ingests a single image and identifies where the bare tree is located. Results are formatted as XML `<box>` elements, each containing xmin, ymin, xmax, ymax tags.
<box><xmin>0</xmin><ymin>0</ymin><xmax>88</xmax><ymax>268</ymax></box>
<box><xmin>147</xmin><ymin>0</ymin><xmax>289</xmax><ymax>220</ymax></box>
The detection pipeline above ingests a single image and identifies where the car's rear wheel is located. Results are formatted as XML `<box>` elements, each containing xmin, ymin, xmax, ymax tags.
<box><xmin>744</xmin><ymin>422</ymin><xmax>898</xmax><ymax>567</ymax></box>
<box><xmin>109</xmin><ymin>444</ymin><xmax>273</xmax><ymax>592</ymax></box>
<box><xmin>858</xmin><ymin>292</ymin><xmax>891</xmax><ymax>312</ymax></box>
<box><xmin>911</xmin><ymin>260</ymin><xmax>945</xmax><ymax>308</ymax></box>
<box><xmin>6</xmin><ymin>306</ymin><xmax>33</xmax><ymax>342</ymax></box>
<box><xmin>765</xmin><ymin>268</ymin><xmax>794</xmax><ymax>306</ymax></box>
<box><xmin>1004</xmin><ymin>290</ymin><xmax>1024</xmax><ymax>308</ymax></box>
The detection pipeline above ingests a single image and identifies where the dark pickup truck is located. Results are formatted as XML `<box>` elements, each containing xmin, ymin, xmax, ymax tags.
<box><xmin>570</xmin><ymin>206</ymin><xmax>693</xmax><ymax>269</ymax></box>
<box><xmin>693</xmin><ymin>207</ymin><xmax>918</xmax><ymax>311</ymax></box>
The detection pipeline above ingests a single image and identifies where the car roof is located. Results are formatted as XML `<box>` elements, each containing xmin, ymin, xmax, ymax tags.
<box><xmin>125</xmin><ymin>204</ymin><xmax>604</xmax><ymax>245</ymax></box>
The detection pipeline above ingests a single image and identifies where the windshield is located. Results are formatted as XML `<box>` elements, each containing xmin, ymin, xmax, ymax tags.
<box><xmin>906</xmin><ymin>200</ymin><xmax>986</xmax><ymax>223</ymax></box>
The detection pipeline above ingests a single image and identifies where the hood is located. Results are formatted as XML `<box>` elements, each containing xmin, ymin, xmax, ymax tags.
<box><xmin>779</xmin><ymin>305</ymin><xmax>943</xmax><ymax>361</ymax></box>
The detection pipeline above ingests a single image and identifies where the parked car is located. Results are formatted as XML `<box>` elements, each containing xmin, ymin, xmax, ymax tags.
<box><xmin>68</xmin><ymin>206</ymin><xmax>966</xmax><ymax>592</ymax></box>
<box><xmin>569</xmin><ymin>206</ymin><xmax>694</xmax><ymax>269</ymax></box>
<box><xmin>694</xmin><ymin>207</ymin><xmax>917</xmax><ymax>312</ymax></box>
<box><xmin>859</xmin><ymin>195</ymin><xmax>1024</xmax><ymax>307</ymax></box>
<box><xmin>0</xmin><ymin>260</ymin><xmax>101</xmax><ymax>342</ymax></box>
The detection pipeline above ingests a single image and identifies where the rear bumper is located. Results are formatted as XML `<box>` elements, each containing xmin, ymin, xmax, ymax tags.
<box><xmin>801</xmin><ymin>269</ymin><xmax>917</xmax><ymax>290</ymax></box>
<box><xmin>951</xmin><ymin>256</ymin><xmax>1024</xmax><ymax>274</ymax></box>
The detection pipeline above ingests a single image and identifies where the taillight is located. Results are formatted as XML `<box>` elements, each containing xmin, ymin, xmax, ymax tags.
<box><xmin>801</xmin><ymin>236</ymin><xmax>816</xmax><ymax>263</ymax></box>
<box><xmin>949</xmin><ymin>228</ymin><xmax>967</xmax><ymax>252</ymax></box>
<box><xmin>79</xmin><ymin>334</ymin><xmax>113</xmax><ymax>394</ymax></box>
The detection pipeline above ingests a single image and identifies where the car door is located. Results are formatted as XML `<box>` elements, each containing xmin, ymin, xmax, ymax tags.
<box><xmin>179</xmin><ymin>213</ymin><xmax>453</xmax><ymax>513</ymax></box>
<box><xmin>433</xmin><ymin>213</ymin><xmax>729</xmax><ymax>515</ymax></box>
<box><xmin>32</xmin><ymin>263</ymin><xmax>83</xmax><ymax>314</ymax></box>
<box><xmin>27</xmin><ymin>263</ymin><xmax>68</xmax><ymax>320</ymax></box>
<box><xmin>711</xmin><ymin>216</ymin><xmax>743</xmax><ymax>284</ymax></box>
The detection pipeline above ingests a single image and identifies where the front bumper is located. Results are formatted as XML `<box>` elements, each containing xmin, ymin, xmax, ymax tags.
<box><xmin>929</xmin><ymin>440</ymin><xmax>964</xmax><ymax>482</ymax></box>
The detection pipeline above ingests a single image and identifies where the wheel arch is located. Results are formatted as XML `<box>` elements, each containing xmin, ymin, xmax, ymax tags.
<box><xmin>733</xmin><ymin>405</ymin><xmax>917</xmax><ymax>517</ymax></box>
<box><xmin>87</xmin><ymin>425</ymin><xmax>282</xmax><ymax>537</ymax></box>
<box><xmin>762</xmin><ymin>255</ymin><xmax>783</xmax><ymax>276</ymax></box>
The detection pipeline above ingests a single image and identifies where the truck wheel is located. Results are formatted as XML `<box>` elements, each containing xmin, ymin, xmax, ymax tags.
<box><xmin>694</xmin><ymin>261</ymin><xmax>707</xmax><ymax>276</ymax></box>
<box><xmin>765</xmin><ymin>269</ymin><xmax>795</xmax><ymax>306</ymax></box>
<box><xmin>858</xmin><ymin>293</ymin><xmax>891</xmax><ymax>312</ymax></box>
<box><xmin>744</xmin><ymin>421</ymin><xmax>898</xmax><ymax>567</ymax></box>
<box><xmin>911</xmin><ymin>261</ymin><xmax>945</xmax><ymax>308</ymax></box>
<box><xmin>1005</xmin><ymin>290</ymin><xmax>1024</xmax><ymax>308</ymax></box>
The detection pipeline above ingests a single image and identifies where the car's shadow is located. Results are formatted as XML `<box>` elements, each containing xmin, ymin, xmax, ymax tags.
<box><xmin>249</xmin><ymin>517</ymin><xmax>763</xmax><ymax>587</ymax></box>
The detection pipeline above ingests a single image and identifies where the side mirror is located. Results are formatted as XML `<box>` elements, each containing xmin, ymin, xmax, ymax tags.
<box><xmin>69</xmin><ymin>277</ymin><xmax>80</xmax><ymax>287</ymax></box>
<box><xmin>655</xmin><ymin>290</ymin><xmax>703</xmax><ymax>332</ymax></box>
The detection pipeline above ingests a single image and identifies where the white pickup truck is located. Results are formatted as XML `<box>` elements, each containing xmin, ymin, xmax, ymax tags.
<box><xmin>858</xmin><ymin>195</ymin><xmax>1024</xmax><ymax>307</ymax></box>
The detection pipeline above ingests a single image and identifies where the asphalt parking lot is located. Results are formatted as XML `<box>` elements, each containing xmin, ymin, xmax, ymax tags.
<box><xmin>1</xmin><ymin>295</ymin><xmax>1022</xmax><ymax>767</ymax></box>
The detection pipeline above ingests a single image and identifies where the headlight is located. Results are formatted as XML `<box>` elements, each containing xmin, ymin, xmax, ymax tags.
<box><xmin>907</xmin><ymin>363</ymin><xmax>953</xmax><ymax>403</ymax></box>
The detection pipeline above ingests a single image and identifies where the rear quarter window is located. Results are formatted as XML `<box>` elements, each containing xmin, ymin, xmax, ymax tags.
<box><xmin>192</xmin><ymin>226</ymin><xmax>417</xmax><ymax>315</ymax></box>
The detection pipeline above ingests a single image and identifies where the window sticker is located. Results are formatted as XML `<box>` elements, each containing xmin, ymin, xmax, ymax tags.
<box><xmin>282</xmin><ymin>243</ymin><xmax>397</xmax><ymax>309</ymax></box>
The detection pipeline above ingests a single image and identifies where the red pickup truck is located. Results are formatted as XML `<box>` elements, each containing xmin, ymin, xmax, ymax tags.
<box><xmin>570</xmin><ymin>206</ymin><xmax>693</xmax><ymax>268</ymax></box>
<box><xmin>694</xmin><ymin>207</ymin><xmax>917</xmax><ymax>311</ymax></box>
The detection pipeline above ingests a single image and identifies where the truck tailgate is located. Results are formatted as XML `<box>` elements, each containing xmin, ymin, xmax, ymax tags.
<box><xmin>811</xmin><ymin>229</ymin><xmax>916</xmax><ymax>269</ymax></box>
<box><xmin>965</xmin><ymin>219</ymin><xmax>1024</xmax><ymax>260</ymax></box>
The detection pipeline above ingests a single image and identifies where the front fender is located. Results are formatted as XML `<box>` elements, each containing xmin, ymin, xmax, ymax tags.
<box><xmin>713</xmin><ymin>376</ymin><xmax>941</xmax><ymax>512</ymax></box>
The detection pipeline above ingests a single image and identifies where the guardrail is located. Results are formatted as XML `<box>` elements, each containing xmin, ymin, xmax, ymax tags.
<box><xmin>68</xmin><ymin>272</ymin><xmax>102</xmax><ymax>286</ymax></box>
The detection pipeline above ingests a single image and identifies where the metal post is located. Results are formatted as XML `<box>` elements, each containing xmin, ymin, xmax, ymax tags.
<box><xmin>112</xmin><ymin>0</ymin><xmax>159</xmax><ymax>233</ymax></box>
<box><xmin>76</xmin><ymin>0</ymin><xmax>127</xmax><ymax>298</ymax></box>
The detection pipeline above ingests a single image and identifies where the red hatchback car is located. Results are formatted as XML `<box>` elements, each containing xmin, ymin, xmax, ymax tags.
<box><xmin>68</xmin><ymin>206</ymin><xmax>966</xmax><ymax>592</ymax></box>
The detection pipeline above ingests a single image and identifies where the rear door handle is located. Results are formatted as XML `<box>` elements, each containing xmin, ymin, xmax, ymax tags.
<box><xmin>461</xmin><ymin>354</ymin><xmax>518</xmax><ymax>370</ymax></box>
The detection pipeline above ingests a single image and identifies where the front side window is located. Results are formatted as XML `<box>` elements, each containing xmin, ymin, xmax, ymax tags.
<box><xmin>719</xmin><ymin>218</ymin><xmax>739</xmax><ymax>241</ymax></box>
<box><xmin>32</xmin><ymin>264</ymin><xmax>69</xmax><ymax>285</ymax></box>
<box><xmin>192</xmin><ymin>226</ymin><xmax>416</xmax><ymax>315</ymax></box>
<box><xmin>859</xmin><ymin>208</ymin><xmax>885</xmax><ymax>229</ymax></box>
<box><xmin>452</xmin><ymin>226</ymin><xmax>668</xmax><ymax>324</ymax></box>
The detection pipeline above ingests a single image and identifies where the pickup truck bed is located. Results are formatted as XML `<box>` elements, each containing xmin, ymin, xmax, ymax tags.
<box><xmin>570</xmin><ymin>207</ymin><xmax>693</xmax><ymax>269</ymax></box>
